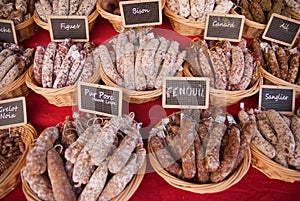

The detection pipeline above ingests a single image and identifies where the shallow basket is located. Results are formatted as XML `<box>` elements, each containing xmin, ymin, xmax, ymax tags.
<box><xmin>0</xmin><ymin>124</ymin><xmax>37</xmax><ymax>199</ymax></box>
<box><xmin>99</xmin><ymin>63</ymin><xmax>165</xmax><ymax>104</ymax></box>
<box><xmin>22</xmin><ymin>157</ymin><xmax>147</xmax><ymax>201</ymax></box>
<box><xmin>97</xmin><ymin>0</ymin><xmax>166</xmax><ymax>33</ymax></box>
<box><xmin>250</xmin><ymin>143</ymin><xmax>300</xmax><ymax>183</ymax></box>
<box><xmin>260</xmin><ymin>67</ymin><xmax>300</xmax><ymax>97</ymax></box>
<box><xmin>183</xmin><ymin>62</ymin><xmax>263</xmax><ymax>107</ymax></box>
<box><xmin>148</xmin><ymin>136</ymin><xmax>251</xmax><ymax>194</ymax></box>
<box><xmin>230</xmin><ymin>8</ymin><xmax>266</xmax><ymax>39</ymax></box>
<box><xmin>33</xmin><ymin>9</ymin><xmax>99</xmax><ymax>31</ymax></box>
<box><xmin>0</xmin><ymin>69</ymin><xmax>32</xmax><ymax>101</ymax></box>
<box><xmin>25</xmin><ymin>66</ymin><xmax>101</xmax><ymax>107</ymax></box>
<box><xmin>164</xmin><ymin>6</ymin><xmax>205</xmax><ymax>36</ymax></box>
<box><xmin>15</xmin><ymin>16</ymin><xmax>38</xmax><ymax>42</ymax></box>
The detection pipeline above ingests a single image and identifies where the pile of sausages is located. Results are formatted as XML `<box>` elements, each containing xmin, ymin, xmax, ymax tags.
<box><xmin>0</xmin><ymin>43</ymin><xmax>34</xmax><ymax>88</ymax></box>
<box><xmin>251</xmin><ymin>38</ymin><xmax>300</xmax><ymax>85</ymax></box>
<box><xmin>148</xmin><ymin>107</ymin><xmax>252</xmax><ymax>183</ymax></box>
<box><xmin>22</xmin><ymin>112</ymin><xmax>146</xmax><ymax>201</ymax></box>
<box><xmin>0</xmin><ymin>127</ymin><xmax>25</xmax><ymax>175</ymax></box>
<box><xmin>238</xmin><ymin>107</ymin><xmax>300</xmax><ymax>170</ymax></box>
<box><xmin>0</xmin><ymin>0</ymin><xmax>35</xmax><ymax>25</ymax></box>
<box><xmin>99</xmin><ymin>28</ymin><xmax>186</xmax><ymax>90</ymax></box>
<box><xmin>35</xmin><ymin>0</ymin><xmax>97</xmax><ymax>22</ymax></box>
<box><xmin>186</xmin><ymin>38</ymin><xmax>259</xmax><ymax>90</ymax></box>
<box><xmin>32</xmin><ymin>39</ymin><xmax>99</xmax><ymax>88</ymax></box>
<box><xmin>167</xmin><ymin>0</ymin><xmax>233</xmax><ymax>22</ymax></box>
<box><xmin>234</xmin><ymin>0</ymin><xmax>292</xmax><ymax>24</ymax></box>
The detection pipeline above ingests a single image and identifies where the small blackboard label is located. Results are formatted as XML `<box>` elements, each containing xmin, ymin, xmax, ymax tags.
<box><xmin>259</xmin><ymin>85</ymin><xmax>295</xmax><ymax>114</ymax></box>
<box><xmin>0</xmin><ymin>97</ymin><xmax>27</xmax><ymax>129</ymax></box>
<box><xmin>120</xmin><ymin>0</ymin><xmax>162</xmax><ymax>28</ymax></box>
<box><xmin>78</xmin><ymin>82</ymin><xmax>123</xmax><ymax>117</ymax></box>
<box><xmin>0</xmin><ymin>19</ymin><xmax>17</xmax><ymax>44</ymax></box>
<box><xmin>162</xmin><ymin>77</ymin><xmax>209</xmax><ymax>109</ymax></box>
<box><xmin>263</xmin><ymin>13</ymin><xmax>300</xmax><ymax>47</ymax></box>
<box><xmin>49</xmin><ymin>16</ymin><xmax>89</xmax><ymax>42</ymax></box>
<box><xmin>204</xmin><ymin>13</ymin><xmax>245</xmax><ymax>42</ymax></box>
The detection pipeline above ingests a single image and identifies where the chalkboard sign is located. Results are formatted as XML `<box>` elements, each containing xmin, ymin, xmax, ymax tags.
<box><xmin>0</xmin><ymin>19</ymin><xmax>17</xmax><ymax>44</ymax></box>
<box><xmin>120</xmin><ymin>0</ymin><xmax>162</xmax><ymax>28</ymax></box>
<box><xmin>204</xmin><ymin>13</ymin><xmax>245</xmax><ymax>42</ymax></box>
<box><xmin>162</xmin><ymin>77</ymin><xmax>209</xmax><ymax>109</ymax></box>
<box><xmin>78</xmin><ymin>82</ymin><xmax>123</xmax><ymax>117</ymax></box>
<box><xmin>259</xmin><ymin>85</ymin><xmax>295</xmax><ymax>114</ymax></box>
<box><xmin>262</xmin><ymin>13</ymin><xmax>300</xmax><ymax>47</ymax></box>
<box><xmin>0</xmin><ymin>97</ymin><xmax>27</xmax><ymax>129</ymax></box>
<box><xmin>49</xmin><ymin>16</ymin><xmax>89</xmax><ymax>42</ymax></box>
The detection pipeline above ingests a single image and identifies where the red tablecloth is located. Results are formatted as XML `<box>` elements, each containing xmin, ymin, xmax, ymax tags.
<box><xmin>1</xmin><ymin>15</ymin><xmax>300</xmax><ymax>201</ymax></box>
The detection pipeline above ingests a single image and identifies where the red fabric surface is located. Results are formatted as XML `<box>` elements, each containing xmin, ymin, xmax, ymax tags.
<box><xmin>1</xmin><ymin>15</ymin><xmax>300</xmax><ymax>201</ymax></box>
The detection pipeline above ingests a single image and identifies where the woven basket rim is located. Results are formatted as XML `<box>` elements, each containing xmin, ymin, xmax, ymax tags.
<box><xmin>0</xmin><ymin>68</ymin><xmax>31</xmax><ymax>100</ymax></box>
<box><xmin>250</xmin><ymin>143</ymin><xmax>300</xmax><ymax>182</ymax></box>
<box><xmin>25</xmin><ymin>65</ymin><xmax>101</xmax><ymax>106</ymax></box>
<box><xmin>22</xmin><ymin>152</ymin><xmax>147</xmax><ymax>201</ymax></box>
<box><xmin>183</xmin><ymin>61</ymin><xmax>263</xmax><ymax>105</ymax></box>
<box><xmin>0</xmin><ymin>123</ymin><xmax>37</xmax><ymax>199</ymax></box>
<box><xmin>96</xmin><ymin>0</ymin><xmax>122</xmax><ymax>21</ymax></box>
<box><xmin>33</xmin><ymin>9</ymin><xmax>99</xmax><ymax>31</ymax></box>
<box><xmin>99</xmin><ymin>62</ymin><xmax>163</xmax><ymax>103</ymax></box>
<box><xmin>230</xmin><ymin>9</ymin><xmax>266</xmax><ymax>29</ymax></box>
<box><xmin>164</xmin><ymin>6</ymin><xmax>205</xmax><ymax>28</ymax></box>
<box><xmin>15</xmin><ymin>16</ymin><xmax>35</xmax><ymax>30</ymax></box>
<box><xmin>0</xmin><ymin>69</ymin><xmax>27</xmax><ymax>94</ymax></box>
<box><xmin>147</xmin><ymin>131</ymin><xmax>251</xmax><ymax>194</ymax></box>
<box><xmin>260</xmin><ymin>67</ymin><xmax>300</xmax><ymax>92</ymax></box>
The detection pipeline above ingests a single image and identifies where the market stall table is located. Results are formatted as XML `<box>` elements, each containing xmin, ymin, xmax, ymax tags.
<box><xmin>1</xmin><ymin>15</ymin><xmax>300</xmax><ymax>201</ymax></box>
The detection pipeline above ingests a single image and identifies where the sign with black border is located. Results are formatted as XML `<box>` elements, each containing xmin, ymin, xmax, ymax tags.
<box><xmin>120</xmin><ymin>0</ymin><xmax>162</xmax><ymax>28</ymax></box>
<box><xmin>162</xmin><ymin>77</ymin><xmax>210</xmax><ymax>109</ymax></box>
<box><xmin>259</xmin><ymin>85</ymin><xmax>295</xmax><ymax>114</ymax></box>
<box><xmin>78</xmin><ymin>82</ymin><xmax>123</xmax><ymax>117</ymax></box>
<box><xmin>49</xmin><ymin>16</ymin><xmax>89</xmax><ymax>42</ymax></box>
<box><xmin>204</xmin><ymin>13</ymin><xmax>245</xmax><ymax>42</ymax></box>
<box><xmin>0</xmin><ymin>19</ymin><xmax>17</xmax><ymax>44</ymax></box>
<box><xmin>0</xmin><ymin>97</ymin><xmax>27</xmax><ymax>129</ymax></box>
<box><xmin>262</xmin><ymin>13</ymin><xmax>300</xmax><ymax>47</ymax></box>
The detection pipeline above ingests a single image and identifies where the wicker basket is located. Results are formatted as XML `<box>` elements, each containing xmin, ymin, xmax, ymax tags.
<box><xmin>22</xmin><ymin>158</ymin><xmax>147</xmax><ymax>201</ymax></box>
<box><xmin>100</xmin><ymin>62</ymin><xmax>167</xmax><ymax>104</ymax></box>
<box><xmin>164</xmin><ymin>6</ymin><xmax>205</xmax><ymax>36</ymax></box>
<box><xmin>0</xmin><ymin>124</ymin><xmax>37</xmax><ymax>199</ymax></box>
<box><xmin>15</xmin><ymin>16</ymin><xmax>38</xmax><ymax>42</ymax></box>
<box><xmin>230</xmin><ymin>9</ymin><xmax>266</xmax><ymax>39</ymax></box>
<box><xmin>260</xmin><ymin>67</ymin><xmax>300</xmax><ymax>97</ymax></box>
<box><xmin>97</xmin><ymin>0</ymin><xmax>166</xmax><ymax>33</ymax></box>
<box><xmin>250</xmin><ymin>143</ymin><xmax>300</xmax><ymax>183</ymax></box>
<box><xmin>33</xmin><ymin>9</ymin><xmax>99</xmax><ymax>31</ymax></box>
<box><xmin>25</xmin><ymin>66</ymin><xmax>101</xmax><ymax>107</ymax></box>
<box><xmin>291</xmin><ymin>11</ymin><xmax>300</xmax><ymax>21</ymax></box>
<box><xmin>96</xmin><ymin>0</ymin><xmax>123</xmax><ymax>33</ymax></box>
<box><xmin>0</xmin><ymin>69</ymin><xmax>32</xmax><ymax>101</ymax></box>
<box><xmin>148</xmin><ymin>137</ymin><xmax>251</xmax><ymax>194</ymax></box>
<box><xmin>183</xmin><ymin>62</ymin><xmax>263</xmax><ymax>107</ymax></box>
